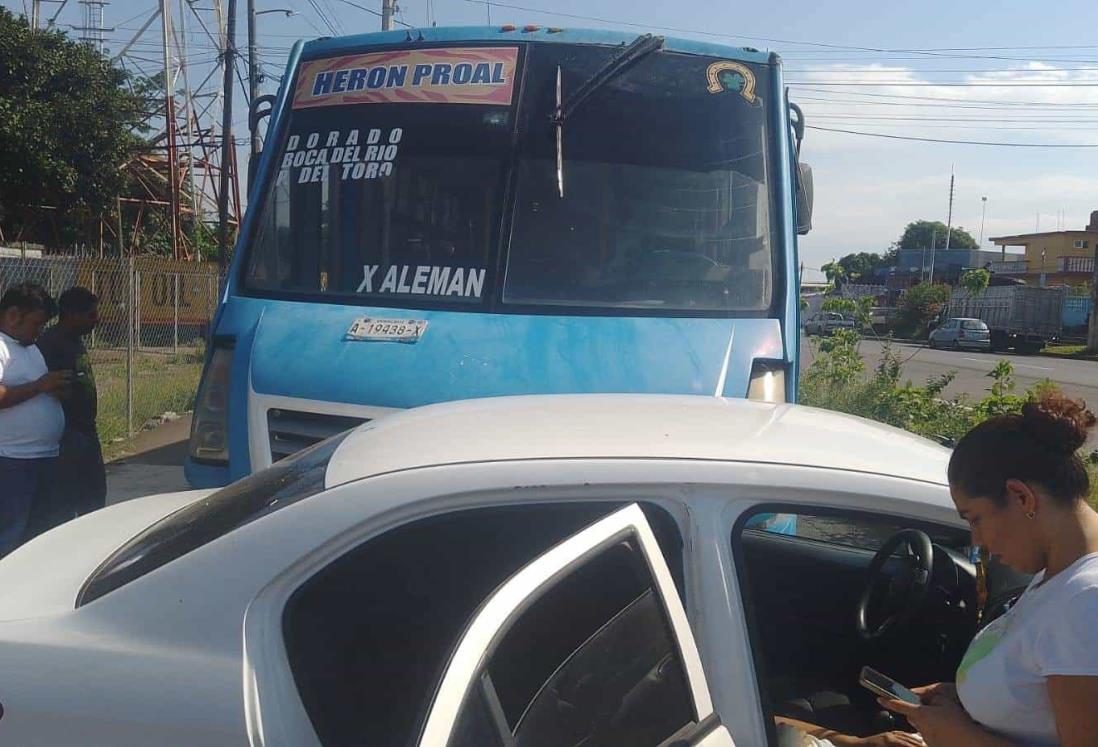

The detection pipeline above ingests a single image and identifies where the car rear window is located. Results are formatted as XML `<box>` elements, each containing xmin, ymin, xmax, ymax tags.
<box><xmin>76</xmin><ymin>433</ymin><xmax>351</xmax><ymax>607</ymax></box>
<box><xmin>961</xmin><ymin>320</ymin><xmax>988</xmax><ymax>330</ymax></box>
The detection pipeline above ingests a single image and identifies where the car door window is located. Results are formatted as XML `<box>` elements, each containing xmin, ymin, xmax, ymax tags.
<box><xmin>732</xmin><ymin>505</ymin><xmax>973</xmax><ymax>745</ymax></box>
<box><xmin>743</xmin><ymin>507</ymin><xmax>963</xmax><ymax>551</ymax></box>
<box><xmin>420</xmin><ymin>504</ymin><xmax>733</xmax><ymax>747</ymax></box>
<box><xmin>280</xmin><ymin>502</ymin><xmax>685</xmax><ymax>747</ymax></box>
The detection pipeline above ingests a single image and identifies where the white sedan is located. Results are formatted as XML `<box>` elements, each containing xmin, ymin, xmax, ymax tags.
<box><xmin>0</xmin><ymin>395</ymin><xmax>1029</xmax><ymax>747</ymax></box>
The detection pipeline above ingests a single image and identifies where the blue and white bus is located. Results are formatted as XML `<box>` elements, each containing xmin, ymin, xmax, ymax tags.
<box><xmin>186</xmin><ymin>25</ymin><xmax>813</xmax><ymax>487</ymax></box>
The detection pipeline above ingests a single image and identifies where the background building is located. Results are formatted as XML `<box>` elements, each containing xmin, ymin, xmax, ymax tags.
<box><xmin>989</xmin><ymin>211</ymin><xmax>1098</xmax><ymax>288</ymax></box>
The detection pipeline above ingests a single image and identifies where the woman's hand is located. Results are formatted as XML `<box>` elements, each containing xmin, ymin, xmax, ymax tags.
<box><xmin>879</xmin><ymin>686</ymin><xmax>976</xmax><ymax>747</ymax></box>
<box><xmin>911</xmin><ymin>682</ymin><xmax>958</xmax><ymax>706</ymax></box>
<box><xmin>846</xmin><ymin>731</ymin><xmax>927</xmax><ymax>746</ymax></box>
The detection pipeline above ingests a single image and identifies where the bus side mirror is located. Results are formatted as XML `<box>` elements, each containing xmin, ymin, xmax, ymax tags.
<box><xmin>796</xmin><ymin>161</ymin><xmax>814</xmax><ymax>235</ymax></box>
<box><xmin>248</xmin><ymin>94</ymin><xmax>279</xmax><ymax>190</ymax></box>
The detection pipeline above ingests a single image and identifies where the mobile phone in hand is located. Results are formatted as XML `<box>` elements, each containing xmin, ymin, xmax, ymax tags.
<box><xmin>859</xmin><ymin>666</ymin><xmax>920</xmax><ymax>705</ymax></box>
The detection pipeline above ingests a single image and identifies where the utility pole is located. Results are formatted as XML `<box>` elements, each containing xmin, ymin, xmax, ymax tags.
<box><xmin>927</xmin><ymin>230</ymin><xmax>937</xmax><ymax>284</ymax></box>
<box><xmin>1089</xmin><ymin>229</ymin><xmax>1098</xmax><ymax>354</ymax></box>
<box><xmin>32</xmin><ymin>0</ymin><xmax>41</xmax><ymax>29</ymax></box>
<box><xmin>161</xmin><ymin>0</ymin><xmax>181</xmax><ymax>260</ymax></box>
<box><xmin>218</xmin><ymin>0</ymin><xmax>238</xmax><ymax>274</ymax></box>
<box><xmin>381</xmin><ymin>0</ymin><xmax>395</xmax><ymax>30</ymax></box>
<box><xmin>1088</xmin><ymin>250</ymin><xmax>1098</xmax><ymax>353</ymax></box>
<box><xmin>943</xmin><ymin>168</ymin><xmax>955</xmax><ymax>260</ymax></box>
<box><xmin>979</xmin><ymin>196</ymin><xmax>988</xmax><ymax>247</ymax></box>
<box><xmin>247</xmin><ymin>0</ymin><xmax>259</xmax><ymax>186</ymax></box>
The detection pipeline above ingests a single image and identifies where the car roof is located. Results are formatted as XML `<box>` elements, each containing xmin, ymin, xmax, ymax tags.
<box><xmin>325</xmin><ymin>395</ymin><xmax>951</xmax><ymax>487</ymax></box>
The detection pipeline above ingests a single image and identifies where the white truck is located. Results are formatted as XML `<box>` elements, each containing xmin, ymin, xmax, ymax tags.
<box><xmin>940</xmin><ymin>285</ymin><xmax>1065</xmax><ymax>353</ymax></box>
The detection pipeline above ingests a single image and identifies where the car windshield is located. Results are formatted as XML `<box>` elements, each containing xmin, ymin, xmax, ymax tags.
<box><xmin>961</xmin><ymin>320</ymin><xmax>988</xmax><ymax>330</ymax></box>
<box><xmin>243</xmin><ymin>43</ymin><xmax>776</xmax><ymax>316</ymax></box>
<box><xmin>503</xmin><ymin>45</ymin><xmax>775</xmax><ymax>313</ymax></box>
<box><xmin>77</xmin><ymin>433</ymin><xmax>350</xmax><ymax>606</ymax></box>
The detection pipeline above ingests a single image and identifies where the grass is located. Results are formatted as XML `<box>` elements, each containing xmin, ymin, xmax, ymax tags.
<box><xmin>92</xmin><ymin>349</ymin><xmax>202</xmax><ymax>458</ymax></box>
<box><xmin>1041</xmin><ymin>344</ymin><xmax>1098</xmax><ymax>362</ymax></box>
<box><xmin>1091</xmin><ymin>466</ymin><xmax>1098</xmax><ymax>510</ymax></box>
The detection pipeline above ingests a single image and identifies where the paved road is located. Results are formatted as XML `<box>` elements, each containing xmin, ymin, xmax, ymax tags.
<box><xmin>106</xmin><ymin>415</ymin><xmax>191</xmax><ymax>505</ymax></box>
<box><xmin>800</xmin><ymin>337</ymin><xmax>1098</xmax><ymax>449</ymax></box>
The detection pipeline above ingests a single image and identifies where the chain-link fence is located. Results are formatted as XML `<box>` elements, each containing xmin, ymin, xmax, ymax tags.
<box><xmin>1</xmin><ymin>251</ymin><xmax>219</xmax><ymax>449</ymax></box>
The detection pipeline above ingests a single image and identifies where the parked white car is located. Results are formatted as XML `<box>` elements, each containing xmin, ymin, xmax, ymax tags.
<box><xmin>928</xmin><ymin>317</ymin><xmax>992</xmax><ymax>351</ymax></box>
<box><xmin>0</xmin><ymin>395</ymin><xmax>1027</xmax><ymax>747</ymax></box>
<box><xmin>803</xmin><ymin>311</ymin><xmax>856</xmax><ymax>336</ymax></box>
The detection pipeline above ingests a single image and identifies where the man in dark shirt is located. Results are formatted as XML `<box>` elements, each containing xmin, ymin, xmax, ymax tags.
<box><xmin>33</xmin><ymin>287</ymin><xmax>104</xmax><ymax>530</ymax></box>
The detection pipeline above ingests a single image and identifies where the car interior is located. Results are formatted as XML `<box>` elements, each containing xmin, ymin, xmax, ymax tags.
<box><xmin>735</xmin><ymin>508</ymin><xmax>1033</xmax><ymax>741</ymax></box>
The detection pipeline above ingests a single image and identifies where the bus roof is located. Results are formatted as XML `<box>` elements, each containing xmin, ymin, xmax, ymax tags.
<box><xmin>300</xmin><ymin>25</ymin><xmax>776</xmax><ymax>66</ymax></box>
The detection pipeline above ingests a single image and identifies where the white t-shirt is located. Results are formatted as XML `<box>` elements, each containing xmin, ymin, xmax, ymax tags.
<box><xmin>957</xmin><ymin>552</ymin><xmax>1098</xmax><ymax>747</ymax></box>
<box><xmin>0</xmin><ymin>331</ymin><xmax>65</xmax><ymax>458</ymax></box>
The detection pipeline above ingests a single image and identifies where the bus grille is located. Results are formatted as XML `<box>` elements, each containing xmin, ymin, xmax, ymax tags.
<box><xmin>267</xmin><ymin>409</ymin><xmax>369</xmax><ymax>462</ymax></box>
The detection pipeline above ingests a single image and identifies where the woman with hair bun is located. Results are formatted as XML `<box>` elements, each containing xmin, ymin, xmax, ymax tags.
<box><xmin>880</xmin><ymin>393</ymin><xmax>1098</xmax><ymax>747</ymax></box>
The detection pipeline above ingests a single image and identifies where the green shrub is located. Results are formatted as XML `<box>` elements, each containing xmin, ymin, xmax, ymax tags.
<box><xmin>801</xmin><ymin>332</ymin><xmax>1052</xmax><ymax>447</ymax></box>
<box><xmin>893</xmin><ymin>282</ymin><xmax>950</xmax><ymax>339</ymax></box>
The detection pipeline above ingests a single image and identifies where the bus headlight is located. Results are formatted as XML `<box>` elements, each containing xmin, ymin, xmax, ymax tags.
<box><xmin>189</xmin><ymin>341</ymin><xmax>234</xmax><ymax>464</ymax></box>
<box><xmin>747</xmin><ymin>361</ymin><xmax>786</xmax><ymax>403</ymax></box>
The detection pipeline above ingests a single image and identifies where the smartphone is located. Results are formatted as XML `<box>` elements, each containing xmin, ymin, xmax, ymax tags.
<box><xmin>859</xmin><ymin>666</ymin><xmax>920</xmax><ymax>705</ymax></box>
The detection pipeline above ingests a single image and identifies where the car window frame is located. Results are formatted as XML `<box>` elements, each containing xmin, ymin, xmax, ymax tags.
<box><xmin>415</xmin><ymin>503</ymin><xmax>729</xmax><ymax>747</ymax></box>
<box><xmin>240</xmin><ymin>486</ymin><xmax>695</xmax><ymax>747</ymax></box>
<box><xmin>726</xmin><ymin>499</ymin><xmax>970</xmax><ymax>747</ymax></box>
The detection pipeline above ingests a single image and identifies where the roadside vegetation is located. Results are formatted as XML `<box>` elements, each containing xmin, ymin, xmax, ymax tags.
<box><xmin>1041</xmin><ymin>344</ymin><xmax>1098</xmax><ymax>362</ymax></box>
<box><xmin>94</xmin><ymin>349</ymin><xmax>202</xmax><ymax>457</ymax></box>
<box><xmin>800</xmin><ymin>309</ymin><xmax>1098</xmax><ymax>508</ymax></box>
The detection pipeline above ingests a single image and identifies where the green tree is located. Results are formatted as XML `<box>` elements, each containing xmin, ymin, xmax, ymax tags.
<box><xmin>822</xmin><ymin>260</ymin><xmax>847</xmax><ymax>286</ymax></box>
<box><xmin>894</xmin><ymin>282</ymin><xmax>951</xmax><ymax>338</ymax></box>
<box><xmin>897</xmin><ymin>220</ymin><xmax>978</xmax><ymax>252</ymax></box>
<box><xmin>822</xmin><ymin>295</ymin><xmax>874</xmax><ymax>330</ymax></box>
<box><xmin>960</xmin><ymin>268</ymin><xmax>991</xmax><ymax>296</ymax></box>
<box><xmin>0</xmin><ymin>9</ymin><xmax>153</xmax><ymax>243</ymax></box>
<box><xmin>835</xmin><ymin>251</ymin><xmax>890</xmax><ymax>282</ymax></box>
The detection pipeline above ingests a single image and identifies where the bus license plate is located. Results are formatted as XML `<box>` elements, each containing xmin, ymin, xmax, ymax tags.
<box><xmin>345</xmin><ymin>317</ymin><xmax>428</xmax><ymax>343</ymax></box>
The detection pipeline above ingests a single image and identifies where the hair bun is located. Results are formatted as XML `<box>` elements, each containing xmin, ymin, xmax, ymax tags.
<box><xmin>1020</xmin><ymin>393</ymin><xmax>1096</xmax><ymax>455</ymax></box>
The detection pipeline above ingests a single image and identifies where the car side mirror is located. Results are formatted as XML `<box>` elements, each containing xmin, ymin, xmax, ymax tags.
<box><xmin>796</xmin><ymin>162</ymin><xmax>813</xmax><ymax>235</ymax></box>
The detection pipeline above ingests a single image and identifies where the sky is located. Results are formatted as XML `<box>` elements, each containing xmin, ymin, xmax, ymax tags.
<box><xmin>6</xmin><ymin>0</ymin><xmax>1098</xmax><ymax>280</ymax></box>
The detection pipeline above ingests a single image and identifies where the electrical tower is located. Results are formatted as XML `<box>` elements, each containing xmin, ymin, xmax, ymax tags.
<box><xmin>74</xmin><ymin>0</ymin><xmax>111</xmax><ymax>54</ymax></box>
<box><xmin>109</xmin><ymin>0</ymin><xmax>241</xmax><ymax>260</ymax></box>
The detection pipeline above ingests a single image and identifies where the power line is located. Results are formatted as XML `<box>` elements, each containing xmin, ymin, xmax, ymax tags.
<box><xmin>789</xmin><ymin>81</ymin><xmax>1098</xmax><ymax>87</ymax></box>
<box><xmin>319</xmin><ymin>0</ymin><xmax>346</xmax><ymax>34</ymax></box>
<box><xmin>785</xmin><ymin>66</ymin><xmax>1098</xmax><ymax>73</ymax></box>
<box><xmin>792</xmin><ymin>86</ymin><xmax>1098</xmax><ymax>106</ymax></box>
<box><xmin>806</xmin><ymin>125</ymin><xmax>1098</xmax><ymax>147</ymax></box>
<box><xmin>458</xmin><ymin>0</ymin><xmax>1098</xmax><ymax>65</ymax></box>
<box><xmin>793</xmin><ymin>97</ymin><xmax>1098</xmax><ymax>113</ymax></box>
<box><xmin>332</xmin><ymin>0</ymin><xmax>413</xmax><ymax>28</ymax></box>
<box><xmin>305</xmin><ymin>0</ymin><xmax>339</xmax><ymax>35</ymax></box>
<box><xmin>811</xmin><ymin>114</ymin><xmax>1098</xmax><ymax>123</ymax></box>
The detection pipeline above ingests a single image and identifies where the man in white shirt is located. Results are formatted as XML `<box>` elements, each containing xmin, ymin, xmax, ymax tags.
<box><xmin>0</xmin><ymin>283</ymin><xmax>71</xmax><ymax>556</ymax></box>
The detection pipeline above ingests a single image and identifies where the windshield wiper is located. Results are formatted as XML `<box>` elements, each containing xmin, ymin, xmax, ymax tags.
<box><xmin>550</xmin><ymin>33</ymin><xmax>665</xmax><ymax>197</ymax></box>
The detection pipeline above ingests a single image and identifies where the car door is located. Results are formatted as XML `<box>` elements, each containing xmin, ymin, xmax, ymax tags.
<box><xmin>931</xmin><ymin>320</ymin><xmax>949</xmax><ymax>346</ymax></box>
<box><xmin>943</xmin><ymin>320</ymin><xmax>958</xmax><ymax>345</ymax></box>
<box><xmin>415</xmin><ymin>503</ymin><xmax>734</xmax><ymax>747</ymax></box>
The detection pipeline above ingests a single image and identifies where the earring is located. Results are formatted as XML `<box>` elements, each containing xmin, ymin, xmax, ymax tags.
<box><xmin>1026</xmin><ymin>511</ymin><xmax>1036</xmax><ymax>519</ymax></box>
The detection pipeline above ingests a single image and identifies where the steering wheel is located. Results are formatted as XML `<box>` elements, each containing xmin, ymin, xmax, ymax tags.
<box><xmin>856</xmin><ymin>529</ymin><xmax>934</xmax><ymax>640</ymax></box>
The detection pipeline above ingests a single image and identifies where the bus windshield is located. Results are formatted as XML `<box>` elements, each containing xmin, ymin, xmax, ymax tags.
<box><xmin>244</xmin><ymin>43</ymin><xmax>775</xmax><ymax>315</ymax></box>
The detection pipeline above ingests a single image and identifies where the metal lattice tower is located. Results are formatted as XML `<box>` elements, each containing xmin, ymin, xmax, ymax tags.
<box><xmin>75</xmin><ymin>0</ymin><xmax>110</xmax><ymax>54</ymax></box>
<box><xmin>109</xmin><ymin>0</ymin><xmax>241</xmax><ymax>260</ymax></box>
